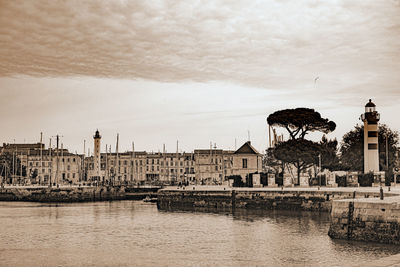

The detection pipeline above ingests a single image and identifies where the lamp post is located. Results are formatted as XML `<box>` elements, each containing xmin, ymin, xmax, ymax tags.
<box><xmin>386</xmin><ymin>134</ymin><xmax>389</xmax><ymax>171</ymax></box>
<box><xmin>318</xmin><ymin>153</ymin><xmax>321</xmax><ymax>187</ymax></box>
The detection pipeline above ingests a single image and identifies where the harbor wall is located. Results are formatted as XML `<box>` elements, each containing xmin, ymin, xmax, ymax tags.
<box><xmin>157</xmin><ymin>188</ymin><xmax>396</xmax><ymax>212</ymax></box>
<box><xmin>328</xmin><ymin>197</ymin><xmax>400</xmax><ymax>244</ymax></box>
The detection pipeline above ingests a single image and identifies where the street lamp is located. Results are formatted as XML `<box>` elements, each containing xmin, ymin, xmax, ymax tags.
<box><xmin>318</xmin><ymin>153</ymin><xmax>322</xmax><ymax>187</ymax></box>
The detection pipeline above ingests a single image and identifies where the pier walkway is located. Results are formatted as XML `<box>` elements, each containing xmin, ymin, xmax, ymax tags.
<box><xmin>162</xmin><ymin>185</ymin><xmax>400</xmax><ymax>195</ymax></box>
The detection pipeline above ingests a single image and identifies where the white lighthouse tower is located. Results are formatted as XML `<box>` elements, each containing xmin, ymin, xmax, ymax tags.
<box><xmin>93</xmin><ymin>129</ymin><xmax>101</xmax><ymax>181</ymax></box>
<box><xmin>360</xmin><ymin>99</ymin><xmax>380</xmax><ymax>173</ymax></box>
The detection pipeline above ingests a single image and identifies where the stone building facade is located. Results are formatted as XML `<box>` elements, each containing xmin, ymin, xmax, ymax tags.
<box><xmin>0</xmin><ymin>143</ymin><xmax>83</xmax><ymax>185</ymax></box>
<box><xmin>1</xmin><ymin>140</ymin><xmax>263</xmax><ymax>186</ymax></box>
<box><xmin>25</xmin><ymin>149</ymin><xmax>83</xmax><ymax>185</ymax></box>
<box><xmin>83</xmin><ymin>141</ymin><xmax>262</xmax><ymax>185</ymax></box>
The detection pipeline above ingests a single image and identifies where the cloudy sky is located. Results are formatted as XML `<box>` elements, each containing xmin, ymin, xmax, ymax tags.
<box><xmin>0</xmin><ymin>0</ymin><xmax>399</xmax><ymax>154</ymax></box>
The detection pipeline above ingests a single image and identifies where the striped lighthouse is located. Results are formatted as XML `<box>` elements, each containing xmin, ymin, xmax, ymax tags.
<box><xmin>361</xmin><ymin>99</ymin><xmax>380</xmax><ymax>173</ymax></box>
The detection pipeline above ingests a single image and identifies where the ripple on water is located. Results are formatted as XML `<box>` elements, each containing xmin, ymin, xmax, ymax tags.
<box><xmin>0</xmin><ymin>201</ymin><xmax>399</xmax><ymax>266</ymax></box>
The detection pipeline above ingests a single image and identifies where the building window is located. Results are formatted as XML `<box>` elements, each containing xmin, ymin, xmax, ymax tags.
<box><xmin>368</xmin><ymin>131</ymin><xmax>378</xmax><ymax>137</ymax></box>
<box><xmin>242</xmin><ymin>158</ymin><xmax>248</xmax><ymax>169</ymax></box>
<box><xmin>368</xmin><ymin>143</ymin><xmax>378</xmax><ymax>150</ymax></box>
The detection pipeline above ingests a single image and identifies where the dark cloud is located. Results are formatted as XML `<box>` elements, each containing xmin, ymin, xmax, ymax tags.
<box><xmin>1</xmin><ymin>0</ymin><xmax>400</xmax><ymax>152</ymax></box>
<box><xmin>0</xmin><ymin>0</ymin><xmax>399</xmax><ymax>95</ymax></box>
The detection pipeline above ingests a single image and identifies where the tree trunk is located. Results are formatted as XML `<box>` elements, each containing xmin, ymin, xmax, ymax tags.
<box><xmin>296</xmin><ymin>162</ymin><xmax>301</xmax><ymax>186</ymax></box>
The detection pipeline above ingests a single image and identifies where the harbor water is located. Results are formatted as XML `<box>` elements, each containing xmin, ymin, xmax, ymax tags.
<box><xmin>0</xmin><ymin>201</ymin><xmax>399</xmax><ymax>266</ymax></box>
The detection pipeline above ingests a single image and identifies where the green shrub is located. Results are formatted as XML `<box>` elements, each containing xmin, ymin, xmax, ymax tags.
<box><xmin>228</xmin><ymin>175</ymin><xmax>245</xmax><ymax>187</ymax></box>
<box><xmin>358</xmin><ymin>172</ymin><xmax>374</xmax><ymax>187</ymax></box>
<box><xmin>336</xmin><ymin>175</ymin><xmax>347</xmax><ymax>187</ymax></box>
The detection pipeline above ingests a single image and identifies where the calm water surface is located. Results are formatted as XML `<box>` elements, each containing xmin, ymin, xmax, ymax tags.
<box><xmin>0</xmin><ymin>201</ymin><xmax>399</xmax><ymax>266</ymax></box>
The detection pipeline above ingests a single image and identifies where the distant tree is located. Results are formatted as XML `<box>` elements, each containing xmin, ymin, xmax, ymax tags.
<box><xmin>267</xmin><ymin>108</ymin><xmax>336</xmax><ymax>140</ymax></box>
<box><xmin>319</xmin><ymin>135</ymin><xmax>341</xmax><ymax>171</ymax></box>
<box><xmin>31</xmin><ymin>169</ymin><xmax>38</xmax><ymax>179</ymax></box>
<box><xmin>340</xmin><ymin>124</ymin><xmax>399</xmax><ymax>173</ymax></box>
<box><xmin>273</xmin><ymin>139</ymin><xmax>320</xmax><ymax>185</ymax></box>
<box><xmin>228</xmin><ymin>175</ymin><xmax>245</xmax><ymax>187</ymax></box>
<box><xmin>267</xmin><ymin>108</ymin><xmax>336</xmax><ymax>185</ymax></box>
<box><xmin>263</xmin><ymin>147</ymin><xmax>283</xmax><ymax>173</ymax></box>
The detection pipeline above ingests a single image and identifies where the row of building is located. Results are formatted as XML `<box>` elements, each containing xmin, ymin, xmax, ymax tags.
<box><xmin>0</xmin><ymin>131</ymin><xmax>262</xmax><ymax>186</ymax></box>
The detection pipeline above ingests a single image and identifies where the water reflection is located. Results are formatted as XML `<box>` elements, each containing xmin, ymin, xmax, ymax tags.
<box><xmin>0</xmin><ymin>201</ymin><xmax>399</xmax><ymax>267</ymax></box>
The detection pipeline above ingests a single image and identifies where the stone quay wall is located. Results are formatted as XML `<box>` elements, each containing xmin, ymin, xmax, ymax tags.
<box><xmin>157</xmin><ymin>188</ymin><xmax>395</xmax><ymax>212</ymax></box>
<box><xmin>328</xmin><ymin>197</ymin><xmax>400</xmax><ymax>244</ymax></box>
<box><xmin>0</xmin><ymin>186</ymin><xmax>126</xmax><ymax>202</ymax></box>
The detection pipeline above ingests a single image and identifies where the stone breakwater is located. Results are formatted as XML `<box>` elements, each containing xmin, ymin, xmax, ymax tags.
<box><xmin>158</xmin><ymin>186</ymin><xmax>400</xmax><ymax>244</ymax></box>
<box><xmin>328</xmin><ymin>196</ymin><xmax>400</xmax><ymax>245</ymax></box>
<box><xmin>0</xmin><ymin>186</ymin><xmax>126</xmax><ymax>202</ymax></box>
<box><xmin>157</xmin><ymin>187</ymin><xmax>398</xmax><ymax>212</ymax></box>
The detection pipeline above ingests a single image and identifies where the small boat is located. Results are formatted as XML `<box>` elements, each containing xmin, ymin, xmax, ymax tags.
<box><xmin>143</xmin><ymin>196</ymin><xmax>157</xmax><ymax>203</ymax></box>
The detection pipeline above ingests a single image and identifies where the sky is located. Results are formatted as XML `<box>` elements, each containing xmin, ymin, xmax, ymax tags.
<box><xmin>0</xmin><ymin>0</ymin><xmax>399</xmax><ymax>155</ymax></box>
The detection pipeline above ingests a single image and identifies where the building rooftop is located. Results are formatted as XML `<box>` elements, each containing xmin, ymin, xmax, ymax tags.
<box><xmin>234</xmin><ymin>141</ymin><xmax>261</xmax><ymax>155</ymax></box>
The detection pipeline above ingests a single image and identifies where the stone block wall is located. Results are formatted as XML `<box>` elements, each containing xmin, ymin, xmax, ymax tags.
<box><xmin>0</xmin><ymin>186</ymin><xmax>126</xmax><ymax>202</ymax></box>
<box><xmin>157</xmin><ymin>189</ymin><xmax>395</xmax><ymax>212</ymax></box>
<box><xmin>328</xmin><ymin>197</ymin><xmax>400</xmax><ymax>244</ymax></box>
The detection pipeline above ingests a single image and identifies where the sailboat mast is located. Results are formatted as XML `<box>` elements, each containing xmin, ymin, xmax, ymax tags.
<box><xmin>131</xmin><ymin>141</ymin><xmax>134</xmax><ymax>184</ymax></box>
<box><xmin>176</xmin><ymin>140</ymin><xmax>179</xmax><ymax>182</ymax></box>
<box><xmin>40</xmin><ymin>132</ymin><xmax>43</xmax><ymax>184</ymax></box>
<box><xmin>105</xmin><ymin>144</ymin><xmax>108</xmax><ymax>182</ymax></box>
<box><xmin>163</xmin><ymin>144</ymin><xmax>166</xmax><ymax>182</ymax></box>
<box><xmin>61</xmin><ymin>143</ymin><xmax>64</xmax><ymax>184</ymax></box>
<box><xmin>115</xmin><ymin>133</ymin><xmax>119</xmax><ymax>184</ymax></box>
<box><xmin>49</xmin><ymin>138</ymin><xmax>52</xmax><ymax>187</ymax></box>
